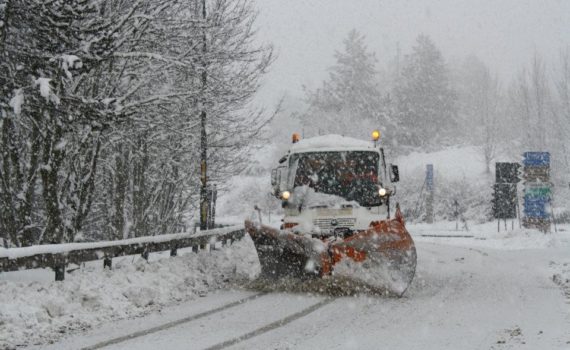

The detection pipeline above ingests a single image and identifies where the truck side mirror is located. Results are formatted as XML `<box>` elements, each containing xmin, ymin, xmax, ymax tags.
<box><xmin>390</xmin><ymin>165</ymin><xmax>399</xmax><ymax>183</ymax></box>
<box><xmin>272</xmin><ymin>166</ymin><xmax>288</xmax><ymax>198</ymax></box>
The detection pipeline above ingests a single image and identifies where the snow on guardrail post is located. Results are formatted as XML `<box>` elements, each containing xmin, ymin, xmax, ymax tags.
<box><xmin>208</xmin><ymin>236</ymin><xmax>217</xmax><ymax>252</ymax></box>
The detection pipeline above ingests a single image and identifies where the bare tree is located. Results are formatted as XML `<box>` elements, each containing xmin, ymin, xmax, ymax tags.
<box><xmin>508</xmin><ymin>54</ymin><xmax>553</xmax><ymax>153</ymax></box>
<box><xmin>94</xmin><ymin>0</ymin><xmax>274</xmax><ymax>238</ymax></box>
<box><xmin>553</xmin><ymin>47</ymin><xmax>570</xmax><ymax>174</ymax></box>
<box><xmin>456</xmin><ymin>55</ymin><xmax>502</xmax><ymax>174</ymax></box>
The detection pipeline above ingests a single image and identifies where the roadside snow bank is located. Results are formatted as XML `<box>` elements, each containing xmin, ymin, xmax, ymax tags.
<box><xmin>550</xmin><ymin>260</ymin><xmax>570</xmax><ymax>304</ymax></box>
<box><xmin>0</xmin><ymin>236</ymin><xmax>260</xmax><ymax>349</ymax></box>
<box><xmin>410</xmin><ymin>222</ymin><xmax>570</xmax><ymax>250</ymax></box>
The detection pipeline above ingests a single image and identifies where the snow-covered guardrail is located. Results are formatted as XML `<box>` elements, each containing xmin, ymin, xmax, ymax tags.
<box><xmin>0</xmin><ymin>225</ymin><xmax>246</xmax><ymax>281</ymax></box>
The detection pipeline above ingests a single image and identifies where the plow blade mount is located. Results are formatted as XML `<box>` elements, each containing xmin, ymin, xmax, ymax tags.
<box><xmin>245</xmin><ymin>214</ymin><xmax>417</xmax><ymax>296</ymax></box>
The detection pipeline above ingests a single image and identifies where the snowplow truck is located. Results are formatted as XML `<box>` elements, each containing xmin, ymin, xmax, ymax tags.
<box><xmin>245</xmin><ymin>132</ymin><xmax>417</xmax><ymax>296</ymax></box>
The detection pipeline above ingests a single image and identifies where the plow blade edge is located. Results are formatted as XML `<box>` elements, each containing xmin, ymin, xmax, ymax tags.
<box><xmin>245</xmin><ymin>214</ymin><xmax>416</xmax><ymax>296</ymax></box>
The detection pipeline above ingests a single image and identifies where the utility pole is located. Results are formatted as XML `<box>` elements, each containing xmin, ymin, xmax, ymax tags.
<box><xmin>199</xmin><ymin>0</ymin><xmax>208</xmax><ymax>231</ymax></box>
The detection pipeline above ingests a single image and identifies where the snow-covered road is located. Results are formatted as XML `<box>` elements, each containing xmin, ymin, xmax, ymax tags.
<box><xmin>35</xmin><ymin>232</ymin><xmax>570</xmax><ymax>350</ymax></box>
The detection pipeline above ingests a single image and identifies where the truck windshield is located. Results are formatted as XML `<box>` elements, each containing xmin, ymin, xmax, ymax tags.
<box><xmin>290</xmin><ymin>151</ymin><xmax>381</xmax><ymax>207</ymax></box>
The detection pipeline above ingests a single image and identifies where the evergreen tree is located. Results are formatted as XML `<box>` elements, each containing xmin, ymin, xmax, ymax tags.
<box><xmin>302</xmin><ymin>29</ymin><xmax>389</xmax><ymax>138</ymax></box>
<box><xmin>394</xmin><ymin>34</ymin><xmax>457</xmax><ymax>147</ymax></box>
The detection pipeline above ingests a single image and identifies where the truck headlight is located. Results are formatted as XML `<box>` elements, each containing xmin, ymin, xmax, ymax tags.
<box><xmin>281</xmin><ymin>191</ymin><xmax>291</xmax><ymax>200</ymax></box>
<box><xmin>379</xmin><ymin>188</ymin><xmax>387</xmax><ymax>197</ymax></box>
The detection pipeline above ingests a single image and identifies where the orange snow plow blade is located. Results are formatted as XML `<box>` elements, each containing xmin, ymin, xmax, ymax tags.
<box><xmin>244</xmin><ymin>210</ymin><xmax>417</xmax><ymax>296</ymax></box>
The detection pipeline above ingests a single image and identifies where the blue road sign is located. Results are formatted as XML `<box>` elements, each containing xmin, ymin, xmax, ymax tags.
<box><xmin>523</xmin><ymin>196</ymin><xmax>550</xmax><ymax>218</ymax></box>
<box><xmin>523</xmin><ymin>207</ymin><xmax>549</xmax><ymax>218</ymax></box>
<box><xmin>523</xmin><ymin>152</ymin><xmax>550</xmax><ymax>167</ymax></box>
<box><xmin>426</xmin><ymin>164</ymin><xmax>434</xmax><ymax>191</ymax></box>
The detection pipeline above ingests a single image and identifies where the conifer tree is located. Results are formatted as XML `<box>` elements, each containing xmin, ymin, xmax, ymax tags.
<box><xmin>303</xmin><ymin>29</ymin><xmax>388</xmax><ymax>138</ymax></box>
<box><xmin>394</xmin><ymin>34</ymin><xmax>457</xmax><ymax>147</ymax></box>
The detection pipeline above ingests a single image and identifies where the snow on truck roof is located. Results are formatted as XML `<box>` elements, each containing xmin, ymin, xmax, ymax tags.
<box><xmin>289</xmin><ymin>134</ymin><xmax>377</xmax><ymax>153</ymax></box>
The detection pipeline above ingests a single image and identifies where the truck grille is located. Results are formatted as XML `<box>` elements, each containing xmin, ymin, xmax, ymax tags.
<box><xmin>313</xmin><ymin>218</ymin><xmax>356</xmax><ymax>230</ymax></box>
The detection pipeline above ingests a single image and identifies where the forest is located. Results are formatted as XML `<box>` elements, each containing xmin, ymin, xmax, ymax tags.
<box><xmin>0</xmin><ymin>0</ymin><xmax>273</xmax><ymax>246</ymax></box>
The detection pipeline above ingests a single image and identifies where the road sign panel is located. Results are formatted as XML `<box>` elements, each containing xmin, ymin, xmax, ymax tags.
<box><xmin>524</xmin><ymin>186</ymin><xmax>551</xmax><ymax>197</ymax></box>
<box><xmin>496</xmin><ymin>162</ymin><xmax>520</xmax><ymax>183</ymax></box>
<box><xmin>493</xmin><ymin>183</ymin><xmax>517</xmax><ymax>219</ymax></box>
<box><xmin>522</xmin><ymin>152</ymin><xmax>550</xmax><ymax>166</ymax></box>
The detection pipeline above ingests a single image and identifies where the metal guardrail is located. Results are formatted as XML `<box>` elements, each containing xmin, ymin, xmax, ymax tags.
<box><xmin>0</xmin><ymin>227</ymin><xmax>246</xmax><ymax>281</ymax></box>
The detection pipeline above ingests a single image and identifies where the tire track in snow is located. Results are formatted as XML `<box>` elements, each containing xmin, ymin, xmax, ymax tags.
<box><xmin>81</xmin><ymin>292</ymin><xmax>267</xmax><ymax>350</ymax></box>
<box><xmin>551</xmin><ymin>261</ymin><xmax>570</xmax><ymax>304</ymax></box>
<box><xmin>203</xmin><ymin>297</ymin><xmax>336</xmax><ymax>350</ymax></box>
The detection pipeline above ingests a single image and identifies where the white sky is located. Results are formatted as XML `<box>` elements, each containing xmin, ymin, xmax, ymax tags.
<box><xmin>253</xmin><ymin>0</ymin><xmax>570</xmax><ymax>106</ymax></box>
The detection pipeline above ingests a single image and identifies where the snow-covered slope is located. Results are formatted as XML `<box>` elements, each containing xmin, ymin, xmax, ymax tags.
<box><xmin>397</xmin><ymin>145</ymin><xmax>498</xmax><ymax>185</ymax></box>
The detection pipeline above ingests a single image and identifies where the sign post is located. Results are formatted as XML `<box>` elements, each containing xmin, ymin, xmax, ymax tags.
<box><xmin>426</xmin><ymin>164</ymin><xmax>434</xmax><ymax>224</ymax></box>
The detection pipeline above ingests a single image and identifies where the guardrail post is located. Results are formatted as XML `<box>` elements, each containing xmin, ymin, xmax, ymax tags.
<box><xmin>141</xmin><ymin>249</ymin><xmax>149</xmax><ymax>261</ymax></box>
<box><xmin>54</xmin><ymin>264</ymin><xmax>65</xmax><ymax>281</ymax></box>
<box><xmin>170</xmin><ymin>245</ymin><xmax>178</xmax><ymax>257</ymax></box>
<box><xmin>192</xmin><ymin>246</ymin><xmax>199</xmax><ymax>253</ymax></box>
<box><xmin>103</xmin><ymin>256</ymin><xmax>112</xmax><ymax>270</ymax></box>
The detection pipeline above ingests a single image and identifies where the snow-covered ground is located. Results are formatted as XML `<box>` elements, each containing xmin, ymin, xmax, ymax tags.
<box><xmin>2</xmin><ymin>223</ymin><xmax>569</xmax><ymax>350</ymax></box>
<box><xmin>2</xmin><ymin>144</ymin><xmax>569</xmax><ymax>349</ymax></box>
<box><xmin>0</xmin><ymin>239</ymin><xmax>260</xmax><ymax>349</ymax></box>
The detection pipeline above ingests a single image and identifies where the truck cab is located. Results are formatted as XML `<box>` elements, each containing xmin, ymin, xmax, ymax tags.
<box><xmin>271</xmin><ymin>133</ymin><xmax>399</xmax><ymax>237</ymax></box>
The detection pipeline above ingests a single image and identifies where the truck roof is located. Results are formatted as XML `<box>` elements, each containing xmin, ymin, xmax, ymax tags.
<box><xmin>288</xmin><ymin>134</ymin><xmax>377</xmax><ymax>154</ymax></box>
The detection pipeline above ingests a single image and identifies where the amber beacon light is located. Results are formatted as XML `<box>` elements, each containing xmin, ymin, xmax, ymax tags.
<box><xmin>292</xmin><ymin>133</ymin><xmax>301</xmax><ymax>143</ymax></box>
<box><xmin>372</xmin><ymin>130</ymin><xmax>380</xmax><ymax>141</ymax></box>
